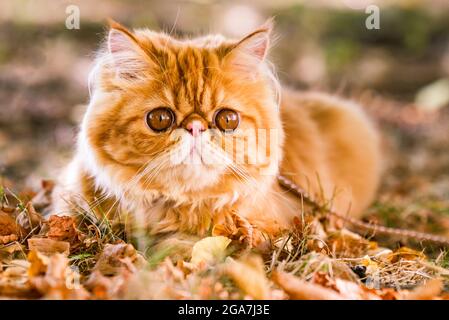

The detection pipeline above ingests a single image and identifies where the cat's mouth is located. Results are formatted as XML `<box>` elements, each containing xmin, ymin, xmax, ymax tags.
<box><xmin>186</xmin><ymin>141</ymin><xmax>216</xmax><ymax>167</ymax></box>
<box><xmin>189</xmin><ymin>143</ymin><xmax>198</xmax><ymax>157</ymax></box>
<box><xmin>164</xmin><ymin>139</ymin><xmax>210</xmax><ymax>170</ymax></box>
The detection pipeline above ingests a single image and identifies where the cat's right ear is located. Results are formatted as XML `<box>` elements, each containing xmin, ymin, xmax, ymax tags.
<box><xmin>106</xmin><ymin>19</ymin><xmax>153</xmax><ymax>81</ymax></box>
<box><xmin>222</xmin><ymin>19</ymin><xmax>273</xmax><ymax>78</ymax></box>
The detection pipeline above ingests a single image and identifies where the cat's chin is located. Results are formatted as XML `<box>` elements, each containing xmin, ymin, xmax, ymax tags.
<box><xmin>159</xmin><ymin>162</ymin><xmax>225</xmax><ymax>192</ymax></box>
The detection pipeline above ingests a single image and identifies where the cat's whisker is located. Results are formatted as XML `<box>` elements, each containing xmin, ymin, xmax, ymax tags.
<box><xmin>123</xmin><ymin>142</ymin><xmax>184</xmax><ymax>203</ymax></box>
<box><xmin>86</xmin><ymin>155</ymin><xmax>157</xmax><ymax>210</ymax></box>
<box><xmin>88</xmin><ymin>162</ymin><xmax>151</xmax><ymax>214</ymax></box>
<box><xmin>88</xmin><ymin>145</ymin><xmax>180</xmax><ymax>223</ymax></box>
<box><xmin>204</xmin><ymin>141</ymin><xmax>296</xmax><ymax>211</ymax></box>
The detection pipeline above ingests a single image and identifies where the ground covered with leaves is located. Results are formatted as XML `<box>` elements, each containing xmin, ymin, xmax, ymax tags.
<box><xmin>2</xmin><ymin>0</ymin><xmax>449</xmax><ymax>300</ymax></box>
<box><xmin>1</xmin><ymin>95</ymin><xmax>449</xmax><ymax>300</ymax></box>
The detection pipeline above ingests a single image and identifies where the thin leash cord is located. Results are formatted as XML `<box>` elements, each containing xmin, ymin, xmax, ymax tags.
<box><xmin>277</xmin><ymin>174</ymin><xmax>449</xmax><ymax>246</ymax></box>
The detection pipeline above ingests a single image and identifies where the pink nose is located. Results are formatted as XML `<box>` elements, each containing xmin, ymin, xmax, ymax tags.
<box><xmin>186</xmin><ymin>120</ymin><xmax>205</xmax><ymax>137</ymax></box>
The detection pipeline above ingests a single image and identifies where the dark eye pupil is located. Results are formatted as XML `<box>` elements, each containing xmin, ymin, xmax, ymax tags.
<box><xmin>146</xmin><ymin>107</ymin><xmax>174</xmax><ymax>132</ymax></box>
<box><xmin>215</xmin><ymin>109</ymin><xmax>239</xmax><ymax>132</ymax></box>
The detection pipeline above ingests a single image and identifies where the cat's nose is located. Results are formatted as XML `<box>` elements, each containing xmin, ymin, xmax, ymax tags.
<box><xmin>186</xmin><ymin>120</ymin><xmax>206</xmax><ymax>137</ymax></box>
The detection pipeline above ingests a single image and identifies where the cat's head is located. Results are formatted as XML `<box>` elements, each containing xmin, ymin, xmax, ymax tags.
<box><xmin>81</xmin><ymin>20</ymin><xmax>284</xmax><ymax>201</ymax></box>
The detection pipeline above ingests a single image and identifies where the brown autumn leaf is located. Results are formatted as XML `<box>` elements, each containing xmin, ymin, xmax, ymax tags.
<box><xmin>176</xmin><ymin>260</ymin><xmax>197</xmax><ymax>275</ymax></box>
<box><xmin>121</xmin><ymin>258</ymin><xmax>193</xmax><ymax>299</ymax></box>
<box><xmin>0</xmin><ymin>234</ymin><xmax>18</xmax><ymax>245</ymax></box>
<box><xmin>312</xmin><ymin>271</ymin><xmax>382</xmax><ymax>300</ymax></box>
<box><xmin>27</xmin><ymin>237</ymin><xmax>70</xmax><ymax>256</ymax></box>
<box><xmin>27</xmin><ymin>250</ymin><xmax>49</xmax><ymax>278</ymax></box>
<box><xmin>85</xmin><ymin>270</ymin><xmax>115</xmax><ymax>300</ymax></box>
<box><xmin>85</xmin><ymin>269</ymin><xmax>133</xmax><ymax>300</ymax></box>
<box><xmin>0</xmin><ymin>210</ymin><xmax>25</xmax><ymax>244</ymax></box>
<box><xmin>94</xmin><ymin>243</ymin><xmax>147</xmax><ymax>276</ymax></box>
<box><xmin>0</xmin><ymin>241</ymin><xmax>25</xmax><ymax>263</ymax></box>
<box><xmin>0</xmin><ymin>210</ymin><xmax>18</xmax><ymax>236</ymax></box>
<box><xmin>272</xmin><ymin>271</ymin><xmax>344</xmax><ymax>300</ymax></box>
<box><xmin>402</xmin><ymin>278</ymin><xmax>443</xmax><ymax>300</ymax></box>
<box><xmin>16</xmin><ymin>202</ymin><xmax>44</xmax><ymax>234</ymax></box>
<box><xmin>28</xmin><ymin>251</ymin><xmax>90</xmax><ymax>299</ymax></box>
<box><xmin>0</xmin><ymin>259</ymin><xmax>38</xmax><ymax>298</ymax></box>
<box><xmin>361</xmin><ymin>286</ymin><xmax>401</xmax><ymax>300</ymax></box>
<box><xmin>46</xmin><ymin>215</ymin><xmax>82</xmax><ymax>244</ymax></box>
<box><xmin>326</xmin><ymin>229</ymin><xmax>376</xmax><ymax>258</ymax></box>
<box><xmin>312</xmin><ymin>271</ymin><xmax>339</xmax><ymax>291</ymax></box>
<box><xmin>334</xmin><ymin>278</ymin><xmax>381</xmax><ymax>300</ymax></box>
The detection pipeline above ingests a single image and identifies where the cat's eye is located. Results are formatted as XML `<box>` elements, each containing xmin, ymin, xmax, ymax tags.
<box><xmin>214</xmin><ymin>108</ymin><xmax>240</xmax><ymax>132</ymax></box>
<box><xmin>146</xmin><ymin>107</ymin><xmax>175</xmax><ymax>132</ymax></box>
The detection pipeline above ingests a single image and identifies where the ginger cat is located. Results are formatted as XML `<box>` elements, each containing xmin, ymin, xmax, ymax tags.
<box><xmin>53</xmin><ymin>20</ymin><xmax>381</xmax><ymax>250</ymax></box>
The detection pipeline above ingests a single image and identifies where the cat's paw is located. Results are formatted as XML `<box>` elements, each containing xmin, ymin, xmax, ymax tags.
<box><xmin>212</xmin><ymin>211</ymin><xmax>263</xmax><ymax>248</ymax></box>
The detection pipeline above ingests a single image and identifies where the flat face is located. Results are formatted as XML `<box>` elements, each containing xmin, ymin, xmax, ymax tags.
<box><xmin>86</xmin><ymin>30</ymin><xmax>282</xmax><ymax>195</ymax></box>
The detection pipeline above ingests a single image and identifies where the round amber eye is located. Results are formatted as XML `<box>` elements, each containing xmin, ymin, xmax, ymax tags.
<box><xmin>146</xmin><ymin>107</ymin><xmax>175</xmax><ymax>132</ymax></box>
<box><xmin>214</xmin><ymin>108</ymin><xmax>240</xmax><ymax>132</ymax></box>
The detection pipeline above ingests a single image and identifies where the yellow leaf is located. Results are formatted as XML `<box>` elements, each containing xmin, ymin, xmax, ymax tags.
<box><xmin>385</xmin><ymin>247</ymin><xmax>426</xmax><ymax>264</ymax></box>
<box><xmin>224</xmin><ymin>255</ymin><xmax>270</xmax><ymax>299</ymax></box>
<box><xmin>27</xmin><ymin>250</ymin><xmax>49</xmax><ymax>277</ymax></box>
<box><xmin>191</xmin><ymin>236</ymin><xmax>232</xmax><ymax>266</ymax></box>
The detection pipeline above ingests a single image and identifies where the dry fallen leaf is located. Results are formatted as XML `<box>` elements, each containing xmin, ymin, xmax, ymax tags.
<box><xmin>85</xmin><ymin>269</ymin><xmax>128</xmax><ymax>300</ymax></box>
<box><xmin>0</xmin><ymin>210</ymin><xmax>25</xmax><ymax>244</ymax></box>
<box><xmin>312</xmin><ymin>271</ymin><xmax>339</xmax><ymax>291</ymax></box>
<box><xmin>28</xmin><ymin>252</ymin><xmax>89</xmax><ymax>299</ymax></box>
<box><xmin>403</xmin><ymin>278</ymin><xmax>443</xmax><ymax>300</ymax></box>
<box><xmin>327</xmin><ymin>229</ymin><xmax>376</xmax><ymax>258</ymax></box>
<box><xmin>121</xmin><ymin>258</ymin><xmax>196</xmax><ymax>299</ymax></box>
<box><xmin>222</xmin><ymin>255</ymin><xmax>270</xmax><ymax>299</ymax></box>
<box><xmin>384</xmin><ymin>247</ymin><xmax>426</xmax><ymax>264</ymax></box>
<box><xmin>27</xmin><ymin>250</ymin><xmax>49</xmax><ymax>277</ymax></box>
<box><xmin>16</xmin><ymin>202</ymin><xmax>44</xmax><ymax>234</ymax></box>
<box><xmin>0</xmin><ymin>259</ymin><xmax>36</xmax><ymax>298</ymax></box>
<box><xmin>94</xmin><ymin>243</ymin><xmax>146</xmax><ymax>276</ymax></box>
<box><xmin>311</xmin><ymin>269</ymin><xmax>382</xmax><ymax>300</ymax></box>
<box><xmin>27</xmin><ymin>237</ymin><xmax>70</xmax><ymax>256</ymax></box>
<box><xmin>0</xmin><ymin>234</ymin><xmax>18</xmax><ymax>245</ymax></box>
<box><xmin>191</xmin><ymin>236</ymin><xmax>232</xmax><ymax>266</ymax></box>
<box><xmin>334</xmin><ymin>278</ymin><xmax>381</xmax><ymax>300</ymax></box>
<box><xmin>0</xmin><ymin>241</ymin><xmax>25</xmax><ymax>262</ymax></box>
<box><xmin>46</xmin><ymin>215</ymin><xmax>81</xmax><ymax>244</ymax></box>
<box><xmin>272</xmin><ymin>271</ymin><xmax>343</xmax><ymax>300</ymax></box>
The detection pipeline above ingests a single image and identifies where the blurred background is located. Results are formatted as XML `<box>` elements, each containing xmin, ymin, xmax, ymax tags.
<box><xmin>1</xmin><ymin>0</ymin><xmax>449</xmax><ymax>235</ymax></box>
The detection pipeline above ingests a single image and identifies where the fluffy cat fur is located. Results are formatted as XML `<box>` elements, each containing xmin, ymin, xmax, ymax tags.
<box><xmin>53</xmin><ymin>20</ymin><xmax>381</xmax><ymax>250</ymax></box>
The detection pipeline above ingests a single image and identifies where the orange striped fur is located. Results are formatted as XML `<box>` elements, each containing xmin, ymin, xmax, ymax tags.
<box><xmin>52</xmin><ymin>20</ymin><xmax>381</xmax><ymax>252</ymax></box>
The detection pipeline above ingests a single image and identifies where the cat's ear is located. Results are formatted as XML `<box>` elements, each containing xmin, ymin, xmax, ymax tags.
<box><xmin>224</xmin><ymin>19</ymin><xmax>273</xmax><ymax>74</ymax></box>
<box><xmin>106</xmin><ymin>19</ymin><xmax>153</xmax><ymax>81</ymax></box>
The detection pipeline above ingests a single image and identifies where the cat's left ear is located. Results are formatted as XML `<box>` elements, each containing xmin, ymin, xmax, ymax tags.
<box><xmin>224</xmin><ymin>19</ymin><xmax>273</xmax><ymax>74</ymax></box>
<box><xmin>105</xmin><ymin>19</ymin><xmax>155</xmax><ymax>82</ymax></box>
